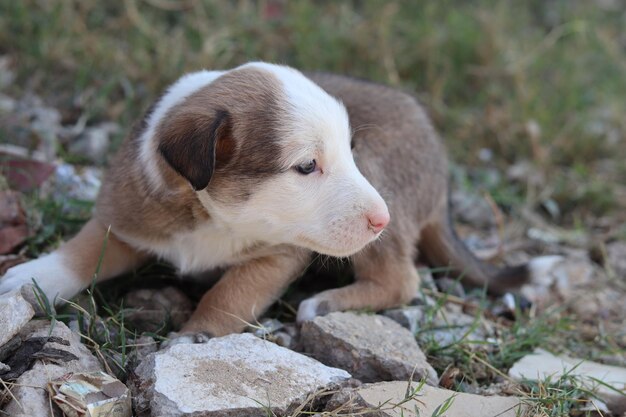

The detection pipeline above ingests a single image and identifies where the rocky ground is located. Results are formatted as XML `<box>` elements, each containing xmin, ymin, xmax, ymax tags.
<box><xmin>0</xmin><ymin>59</ymin><xmax>625</xmax><ymax>417</ymax></box>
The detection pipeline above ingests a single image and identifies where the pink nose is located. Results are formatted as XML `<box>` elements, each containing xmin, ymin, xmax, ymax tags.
<box><xmin>367</xmin><ymin>211</ymin><xmax>390</xmax><ymax>233</ymax></box>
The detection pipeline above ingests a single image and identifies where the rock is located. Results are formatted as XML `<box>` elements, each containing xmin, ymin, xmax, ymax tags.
<box><xmin>0</xmin><ymin>190</ymin><xmax>29</xmax><ymax>254</ymax></box>
<box><xmin>384</xmin><ymin>304</ymin><xmax>489</xmax><ymax>348</ymax></box>
<box><xmin>300</xmin><ymin>312</ymin><xmax>438</xmax><ymax>384</ymax></box>
<box><xmin>124</xmin><ymin>286</ymin><xmax>193</xmax><ymax>332</ymax></box>
<box><xmin>450</xmin><ymin>189</ymin><xmax>495</xmax><ymax>228</ymax></box>
<box><xmin>133</xmin><ymin>335</ymin><xmax>158</xmax><ymax>359</ymax></box>
<box><xmin>130</xmin><ymin>333</ymin><xmax>350</xmax><ymax>417</ymax></box>
<box><xmin>606</xmin><ymin>241</ymin><xmax>626</xmax><ymax>279</ymax></box>
<box><xmin>0</xmin><ymin>361</ymin><xmax>9</xmax><ymax>372</ymax></box>
<box><xmin>326</xmin><ymin>381</ymin><xmax>527</xmax><ymax>417</ymax></box>
<box><xmin>382</xmin><ymin>307</ymin><xmax>424</xmax><ymax>335</ymax></box>
<box><xmin>248</xmin><ymin>317</ymin><xmax>284</xmax><ymax>338</ymax></box>
<box><xmin>0</xmin><ymin>56</ymin><xmax>15</xmax><ymax>89</ymax></box>
<box><xmin>428</xmin><ymin>307</ymin><xmax>492</xmax><ymax>347</ymax></box>
<box><xmin>0</xmin><ymin>147</ymin><xmax>56</xmax><ymax>192</ymax></box>
<box><xmin>521</xmin><ymin>255</ymin><xmax>596</xmax><ymax>305</ymax></box>
<box><xmin>272</xmin><ymin>331</ymin><xmax>293</xmax><ymax>348</ymax></box>
<box><xmin>48</xmin><ymin>371</ymin><xmax>132</xmax><ymax>417</ymax></box>
<box><xmin>2</xmin><ymin>320</ymin><xmax>103</xmax><ymax>417</ymax></box>
<box><xmin>435</xmin><ymin>277</ymin><xmax>466</xmax><ymax>298</ymax></box>
<box><xmin>126</xmin><ymin>335</ymin><xmax>158</xmax><ymax>372</ymax></box>
<box><xmin>50</xmin><ymin>163</ymin><xmax>102</xmax><ymax>203</ymax></box>
<box><xmin>68</xmin><ymin>122</ymin><xmax>120</xmax><ymax>164</ymax></box>
<box><xmin>0</xmin><ymin>289</ymin><xmax>34</xmax><ymax>347</ymax></box>
<box><xmin>509</xmin><ymin>348</ymin><xmax>626</xmax><ymax>415</ymax></box>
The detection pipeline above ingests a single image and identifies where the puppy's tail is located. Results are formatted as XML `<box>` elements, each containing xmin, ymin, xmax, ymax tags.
<box><xmin>418</xmin><ymin>209</ymin><xmax>554</xmax><ymax>295</ymax></box>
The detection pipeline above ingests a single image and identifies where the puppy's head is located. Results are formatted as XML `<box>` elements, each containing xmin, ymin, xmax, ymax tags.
<box><xmin>149</xmin><ymin>62</ymin><xmax>389</xmax><ymax>257</ymax></box>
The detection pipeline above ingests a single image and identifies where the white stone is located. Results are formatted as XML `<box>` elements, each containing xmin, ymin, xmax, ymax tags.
<box><xmin>509</xmin><ymin>348</ymin><xmax>626</xmax><ymax>415</ymax></box>
<box><xmin>132</xmin><ymin>333</ymin><xmax>351</xmax><ymax>417</ymax></box>
<box><xmin>3</xmin><ymin>321</ymin><xmax>103</xmax><ymax>417</ymax></box>
<box><xmin>327</xmin><ymin>381</ymin><xmax>527</xmax><ymax>417</ymax></box>
<box><xmin>301</xmin><ymin>312</ymin><xmax>438</xmax><ymax>384</ymax></box>
<box><xmin>0</xmin><ymin>289</ymin><xmax>34</xmax><ymax>347</ymax></box>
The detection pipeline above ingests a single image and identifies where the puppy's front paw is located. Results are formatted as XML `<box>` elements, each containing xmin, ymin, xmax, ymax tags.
<box><xmin>296</xmin><ymin>297</ymin><xmax>332</xmax><ymax>323</ymax></box>
<box><xmin>161</xmin><ymin>331</ymin><xmax>213</xmax><ymax>349</ymax></box>
<box><xmin>0</xmin><ymin>254</ymin><xmax>83</xmax><ymax>303</ymax></box>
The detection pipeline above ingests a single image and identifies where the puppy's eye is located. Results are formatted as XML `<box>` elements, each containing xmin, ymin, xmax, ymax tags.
<box><xmin>295</xmin><ymin>159</ymin><xmax>317</xmax><ymax>175</ymax></box>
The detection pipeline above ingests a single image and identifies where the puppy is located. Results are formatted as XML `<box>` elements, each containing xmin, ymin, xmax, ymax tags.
<box><xmin>0</xmin><ymin>62</ymin><xmax>541</xmax><ymax>336</ymax></box>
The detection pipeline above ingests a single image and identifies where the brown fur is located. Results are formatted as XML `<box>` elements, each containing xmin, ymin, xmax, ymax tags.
<box><xmin>10</xmin><ymin>69</ymin><xmax>529</xmax><ymax>335</ymax></box>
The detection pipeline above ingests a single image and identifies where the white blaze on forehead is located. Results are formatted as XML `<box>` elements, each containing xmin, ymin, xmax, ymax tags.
<box><xmin>240</xmin><ymin>62</ymin><xmax>351</xmax><ymax>166</ymax></box>
<box><xmin>140</xmin><ymin>70</ymin><xmax>224</xmax><ymax>189</ymax></box>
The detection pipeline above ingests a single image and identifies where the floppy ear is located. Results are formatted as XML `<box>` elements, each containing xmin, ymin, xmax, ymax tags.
<box><xmin>158</xmin><ymin>109</ymin><xmax>232</xmax><ymax>190</ymax></box>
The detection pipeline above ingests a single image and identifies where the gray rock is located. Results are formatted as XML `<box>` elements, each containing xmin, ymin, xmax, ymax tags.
<box><xmin>3</xmin><ymin>321</ymin><xmax>103</xmax><ymax>417</ymax></box>
<box><xmin>300</xmin><ymin>312</ymin><xmax>438</xmax><ymax>384</ymax></box>
<box><xmin>382</xmin><ymin>307</ymin><xmax>424</xmax><ymax>334</ymax></box>
<box><xmin>0</xmin><ymin>361</ymin><xmax>9</xmax><ymax>372</ymax></box>
<box><xmin>124</xmin><ymin>286</ymin><xmax>193</xmax><ymax>332</ymax></box>
<box><xmin>509</xmin><ymin>348</ymin><xmax>626</xmax><ymax>415</ymax></box>
<box><xmin>419</xmin><ymin>308</ymin><xmax>488</xmax><ymax>347</ymax></box>
<box><xmin>51</xmin><ymin>164</ymin><xmax>102</xmax><ymax>203</ymax></box>
<box><xmin>68</xmin><ymin>122</ymin><xmax>120</xmax><ymax>164</ymax></box>
<box><xmin>0</xmin><ymin>289</ymin><xmax>35</xmax><ymax>347</ymax></box>
<box><xmin>606</xmin><ymin>241</ymin><xmax>626</xmax><ymax>279</ymax></box>
<box><xmin>249</xmin><ymin>317</ymin><xmax>284</xmax><ymax>338</ymax></box>
<box><xmin>131</xmin><ymin>333</ymin><xmax>351</xmax><ymax>417</ymax></box>
<box><xmin>272</xmin><ymin>331</ymin><xmax>293</xmax><ymax>348</ymax></box>
<box><xmin>327</xmin><ymin>381</ymin><xmax>527</xmax><ymax>417</ymax></box>
<box><xmin>435</xmin><ymin>277</ymin><xmax>466</xmax><ymax>298</ymax></box>
<box><xmin>383</xmin><ymin>304</ymin><xmax>489</xmax><ymax>348</ymax></box>
<box><xmin>450</xmin><ymin>189</ymin><xmax>495</xmax><ymax>228</ymax></box>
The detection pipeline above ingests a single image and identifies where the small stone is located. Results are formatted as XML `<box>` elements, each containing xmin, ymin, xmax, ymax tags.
<box><xmin>3</xmin><ymin>320</ymin><xmax>103</xmax><ymax>417</ymax></box>
<box><xmin>0</xmin><ymin>190</ymin><xmax>29</xmax><ymax>254</ymax></box>
<box><xmin>509</xmin><ymin>348</ymin><xmax>626</xmax><ymax>415</ymax></box>
<box><xmin>0</xmin><ymin>361</ymin><xmax>9</xmax><ymax>372</ymax></box>
<box><xmin>68</xmin><ymin>122</ymin><xmax>120</xmax><ymax>164</ymax></box>
<box><xmin>250</xmin><ymin>317</ymin><xmax>284</xmax><ymax>338</ymax></box>
<box><xmin>130</xmin><ymin>333</ymin><xmax>350</xmax><ymax>417</ymax></box>
<box><xmin>301</xmin><ymin>312</ymin><xmax>438</xmax><ymax>384</ymax></box>
<box><xmin>382</xmin><ymin>307</ymin><xmax>424</xmax><ymax>334</ymax></box>
<box><xmin>606</xmin><ymin>241</ymin><xmax>626</xmax><ymax>279</ymax></box>
<box><xmin>133</xmin><ymin>335</ymin><xmax>158</xmax><ymax>359</ymax></box>
<box><xmin>417</xmin><ymin>308</ymin><xmax>487</xmax><ymax>347</ymax></box>
<box><xmin>0</xmin><ymin>289</ymin><xmax>35</xmax><ymax>347</ymax></box>
<box><xmin>124</xmin><ymin>286</ymin><xmax>193</xmax><ymax>332</ymax></box>
<box><xmin>272</xmin><ymin>331</ymin><xmax>293</xmax><ymax>348</ymax></box>
<box><xmin>327</xmin><ymin>381</ymin><xmax>527</xmax><ymax>417</ymax></box>
<box><xmin>50</xmin><ymin>164</ymin><xmax>102</xmax><ymax>204</ymax></box>
<box><xmin>520</xmin><ymin>255</ymin><xmax>597</xmax><ymax>305</ymax></box>
<box><xmin>48</xmin><ymin>371</ymin><xmax>131</xmax><ymax>417</ymax></box>
<box><xmin>435</xmin><ymin>277</ymin><xmax>466</xmax><ymax>298</ymax></box>
<box><xmin>450</xmin><ymin>189</ymin><xmax>495</xmax><ymax>228</ymax></box>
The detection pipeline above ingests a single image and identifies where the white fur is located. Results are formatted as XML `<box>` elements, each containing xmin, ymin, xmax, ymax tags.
<box><xmin>296</xmin><ymin>297</ymin><xmax>322</xmax><ymax>323</ymax></box>
<box><xmin>139</xmin><ymin>70</ymin><xmax>224</xmax><ymax>190</ymax></box>
<box><xmin>195</xmin><ymin>62</ymin><xmax>390</xmax><ymax>258</ymax></box>
<box><xmin>123</xmin><ymin>220</ymin><xmax>261</xmax><ymax>274</ymax></box>
<box><xmin>0</xmin><ymin>252</ymin><xmax>84</xmax><ymax>303</ymax></box>
<box><xmin>2</xmin><ymin>62</ymin><xmax>390</xmax><ymax>300</ymax></box>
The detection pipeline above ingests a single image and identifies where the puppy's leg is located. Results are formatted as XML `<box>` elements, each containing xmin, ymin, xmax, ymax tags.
<box><xmin>297</xmin><ymin>238</ymin><xmax>418</xmax><ymax>322</ymax></box>
<box><xmin>182</xmin><ymin>248</ymin><xmax>311</xmax><ymax>336</ymax></box>
<box><xmin>0</xmin><ymin>218</ymin><xmax>146</xmax><ymax>303</ymax></box>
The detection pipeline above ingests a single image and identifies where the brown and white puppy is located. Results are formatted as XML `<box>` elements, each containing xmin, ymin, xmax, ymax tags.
<box><xmin>0</xmin><ymin>62</ymin><xmax>554</xmax><ymax>336</ymax></box>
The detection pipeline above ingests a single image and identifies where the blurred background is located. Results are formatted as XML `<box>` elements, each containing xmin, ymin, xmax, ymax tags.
<box><xmin>1</xmin><ymin>0</ymin><xmax>625</xmax><ymax>237</ymax></box>
<box><xmin>0</xmin><ymin>2</ymin><xmax>625</xmax><ymax>399</ymax></box>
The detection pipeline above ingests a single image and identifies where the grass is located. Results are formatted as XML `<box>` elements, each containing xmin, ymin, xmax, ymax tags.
<box><xmin>1</xmin><ymin>0</ymin><xmax>625</xmax><ymax>230</ymax></box>
<box><xmin>1</xmin><ymin>1</ymin><xmax>625</xmax><ymax>416</ymax></box>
